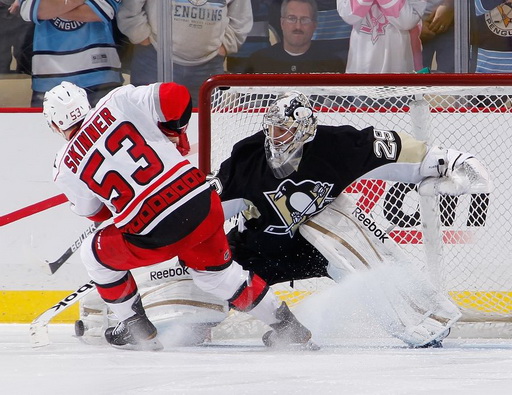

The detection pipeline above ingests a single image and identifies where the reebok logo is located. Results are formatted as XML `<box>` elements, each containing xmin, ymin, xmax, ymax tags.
<box><xmin>51</xmin><ymin>281</ymin><xmax>95</xmax><ymax>312</ymax></box>
<box><xmin>352</xmin><ymin>207</ymin><xmax>389</xmax><ymax>243</ymax></box>
<box><xmin>150</xmin><ymin>266</ymin><xmax>190</xmax><ymax>281</ymax></box>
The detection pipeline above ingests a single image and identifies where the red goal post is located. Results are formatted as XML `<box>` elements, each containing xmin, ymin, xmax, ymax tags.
<box><xmin>198</xmin><ymin>73</ymin><xmax>512</xmax><ymax>338</ymax></box>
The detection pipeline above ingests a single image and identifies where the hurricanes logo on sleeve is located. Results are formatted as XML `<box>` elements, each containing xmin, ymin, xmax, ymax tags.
<box><xmin>264</xmin><ymin>179</ymin><xmax>334</xmax><ymax>237</ymax></box>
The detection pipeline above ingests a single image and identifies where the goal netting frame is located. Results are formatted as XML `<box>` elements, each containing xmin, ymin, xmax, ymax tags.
<box><xmin>198</xmin><ymin>73</ymin><xmax>512</xmax><ymax>339</ymax></box>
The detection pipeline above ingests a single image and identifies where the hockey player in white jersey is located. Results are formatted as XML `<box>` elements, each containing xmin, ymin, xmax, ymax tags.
<box><xmin>210</xmin><ymin>91</ymin><xmax>492</xmax><ymax>348</ymax></box>
<box><xmin>43</xmin><ymin>82</ymin><xmax>315</xmax><ymax>350</ymax></box>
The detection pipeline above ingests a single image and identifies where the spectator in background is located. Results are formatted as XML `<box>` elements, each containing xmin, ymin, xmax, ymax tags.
<box><xmin>472</xmin><ymin>0</ymin><xmax>512</xmax><ymax>73</ymax></box>
<box><xmin>421</xmin><ymin>0</ymin><xmax>455</xmax><ymax>73</ymax></box>
<box><xmin>312</xmin><ymin>0</ymin><xmax>351</xmax><ymax>66</ymax></box>
<box><xmin>19</xmin><ymin>0</ymin><xmax>123</xmax><ymax>107</ymax></box>
<box><xmin>226</xmin><ymin>0</ymin><xmax>274</xmax><ymax>73</ymax></box>
<box><xmin>245</xmin><ymin>0</ymin><xmax>346</xmax><ymax>73</ymax></box>
<box><xmin>117</xmin><ymin>0</ymin><xmax>253</xmax><ymax>106</ymax></box>
<box><xmin>0</xmin><ymin>0</ymin><xmax>33</xmax><ymax>74</ymax></box>
<box><xmin>337</xmin><ymin>0</ymin><xmax>426</xmax><ymax>73</ymax></box>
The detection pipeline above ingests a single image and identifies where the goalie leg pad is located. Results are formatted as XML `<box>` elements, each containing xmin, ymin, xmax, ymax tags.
<box><xmin>357</xmin><ymin>264</ymin><xmax>461</xmax><ymax>347</ymax></box>
<box><xmin>300</xmin><ymin>194</ymin><xmax>461</xmax><ymax>347</ymax></box>
<box><xmin>299</xmin><ymin>194</ymin><xmax>403</xmax><ymax>278</ymax></box>
<box><xmin>76</xmin><ymin>277</ymin><xmax>229</xmax><ymax>346</ymax></box>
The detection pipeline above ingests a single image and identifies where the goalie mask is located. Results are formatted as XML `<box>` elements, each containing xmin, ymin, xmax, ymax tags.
<box><xmin>263</xmin><ymin>91</ymin><xmax>317</xmax><ymax>178</ymax></box>
<box><xmin>43</xmin><ymin>81</ymin><xmax>91</xmax><ymax>138</ymax></box>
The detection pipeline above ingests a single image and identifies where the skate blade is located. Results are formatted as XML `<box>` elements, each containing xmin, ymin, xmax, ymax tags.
<box><xmin>299</xmin><ymin>340</ymin><xmax>321</xmax><ymax>351</ymax></box>
<box><xmin>411</xmin><ymin>339</ymin><xmax>443</xmax><ymax>349</ymax></box>
<box><xmin>266</xmin><ymin>340</ymin><xmax>321</xmax><ymax>352</ymax></box>
<box><xmin>111</xmin><ymin>337</ymin><xmax>164</xmax><ymax>351</ymax></box>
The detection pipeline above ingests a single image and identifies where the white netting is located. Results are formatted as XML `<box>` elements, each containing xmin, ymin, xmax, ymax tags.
<box><xmin>200</xmin><ymin>76</ymin><xmax>512</xmax><ymax>338</ymax></box>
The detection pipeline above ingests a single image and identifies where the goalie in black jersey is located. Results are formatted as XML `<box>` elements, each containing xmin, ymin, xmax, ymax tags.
<box><xmin>210</xmin><ymin>90</ymin><xmax>492</xmax><ymax>348</ymax></box>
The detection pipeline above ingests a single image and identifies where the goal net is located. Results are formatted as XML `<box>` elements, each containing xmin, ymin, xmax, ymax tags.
<box><xmin>198</xmin><ymin>73</ymin><xmax>512</xmax><ymax>339</ymax></box>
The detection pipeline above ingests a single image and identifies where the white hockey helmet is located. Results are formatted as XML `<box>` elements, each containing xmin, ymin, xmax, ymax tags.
<box><xmin>263</xmin><ymin>91</ymin><xmax>318</xmax><ymax>178</ymax></box>
<box><xmin>43</xmin><ymin>81</ymin><xmax>91</xmax><ymax>137</ymax></box>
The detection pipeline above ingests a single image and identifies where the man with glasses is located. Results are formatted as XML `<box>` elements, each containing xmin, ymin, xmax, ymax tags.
<box><xmin>245</xmin><ymin>0</ymin><xmax>345</xmax><ymax>73</ymax></box>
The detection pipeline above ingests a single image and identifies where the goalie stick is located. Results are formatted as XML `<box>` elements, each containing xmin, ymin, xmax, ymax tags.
<box><xmin>45</xmin><ymin>221</ymin><xmax>102</xmax><ymax>275</ymax></box>
<box><xmin>409</xmin><ymin>98</ymin><xmax>444</xmax><ymax>289</ymax></box>
<box><xmin>30</xmin><ymin>281</ymin><xmax>96</xmax><ymax>348</ymax></box>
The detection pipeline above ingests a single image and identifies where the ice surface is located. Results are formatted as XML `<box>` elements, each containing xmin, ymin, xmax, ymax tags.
<box><xmin>2</xmin><ymin>324</ymin><xmax>512</xmax><ymax>395</ymax></box>
<box><xmin>4</xmin><ymin>270</ymin><xmax>512</xmax><ymax>394</ymax></box>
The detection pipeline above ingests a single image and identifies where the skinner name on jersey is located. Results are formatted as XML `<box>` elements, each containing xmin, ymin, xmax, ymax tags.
<box><xmin>62</xmin><ymin>108</ymin><xmax>117</xmax><ymax>174</ymax></box>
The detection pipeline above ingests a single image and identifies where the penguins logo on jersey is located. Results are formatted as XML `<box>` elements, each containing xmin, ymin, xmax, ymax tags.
<box><xmin>52</xmin><ymin>18</ymin><xmax>85</xmax><ymax>32</ymax></box>
<box><xmin>486</xmin><ymin>4</ymin><xmax>512</xmax><ymax>36</ymax></box>
<box><xmin>360</xmin><ymin>7</ymin><xmax>388</xmax><ymax>44</ymax></box>
<box><xmin>264</xmin><ymin>179</ymin><xmax>334</xmax><ymax>237</ymax></box>
<box><xmin>188</xmin><ymin>0</ymin><xmax>208</xmax><ymax>5</ymax></box>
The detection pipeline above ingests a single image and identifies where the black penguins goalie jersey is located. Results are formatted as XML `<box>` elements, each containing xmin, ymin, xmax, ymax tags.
<box><xmin>215</xmin><ymin>124</ymin><xmax>428</xmax><ymax>261</ymax></box>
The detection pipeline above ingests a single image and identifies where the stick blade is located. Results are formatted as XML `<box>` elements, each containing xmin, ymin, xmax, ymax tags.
<box><xmin>48</xmin><ymin>260</ymin><xmax>65</xmax><ymax>275</ymax></box>
<box><xmin>29</xmin><ymin>320</ymin><xmax>50</xmax><ymax>348</ymax></box>
<box><xmin>28</xmin><ymin>281</ymin><xmax>96</xmax><ymax>347</ymax></box>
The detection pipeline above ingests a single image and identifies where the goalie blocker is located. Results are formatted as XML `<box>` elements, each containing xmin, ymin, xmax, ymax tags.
<box><xmin>299</xmin><ymin>193</ymin><xmax>462</xmax><ymax>348</ymax></box>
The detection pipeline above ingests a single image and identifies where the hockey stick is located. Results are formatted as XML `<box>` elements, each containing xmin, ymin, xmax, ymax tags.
<box><xmin>30</xmin><ymin>281</ymin><xmax>96</xmax><ymax>348</ymax></box>
<box><xmin>45</xmin><ymin>221</ymin><xmax>102</xmax><ymax>275</ymax></box>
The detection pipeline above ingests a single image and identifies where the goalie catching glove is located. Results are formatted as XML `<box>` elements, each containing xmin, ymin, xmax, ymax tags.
<box><xmin>418</xmin><ymin>146</ymin><xmax>492</xmax><ymax>196</ymax></box>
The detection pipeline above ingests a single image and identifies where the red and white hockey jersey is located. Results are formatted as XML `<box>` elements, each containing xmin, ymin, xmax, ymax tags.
<box><xmin>337</xmin><ymin>0</ymin><xmax>427</xmax><ymax>73</ymax></box>
<box><xmin>53</xmin><ymin>83</ymin><xmax>210</xmax><ymax>246</ymax></box>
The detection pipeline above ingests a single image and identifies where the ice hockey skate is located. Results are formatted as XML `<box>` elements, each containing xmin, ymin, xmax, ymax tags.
<box><xmin>262</xmin><ymin>302</ymin><xmax>319</xmax><ymax>351</ymax></box>
<box><xmin>104</xmin><ymin>297</ymin><xmax>163</xmax><ymax>351</ymax></box>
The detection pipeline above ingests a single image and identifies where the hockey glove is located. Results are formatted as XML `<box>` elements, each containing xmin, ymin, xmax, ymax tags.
<box><xmin>159</xmin><ymin>122</ymin><xmax>191</xmax><ymax>156</ymax></box>
<box><xmin>419</xmin><ymin>146</ymin><xmax>492</xmax><ymax>196</ymax></box>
